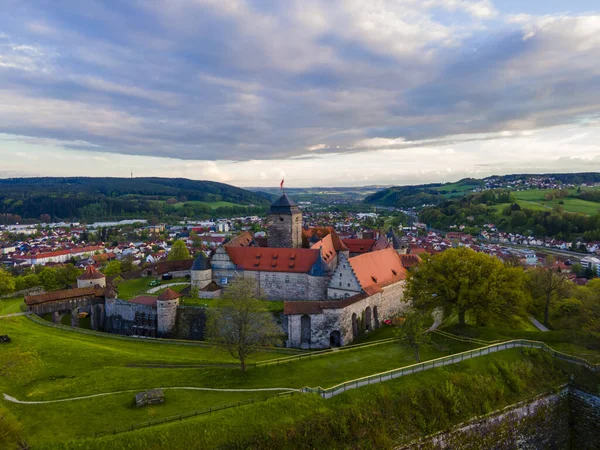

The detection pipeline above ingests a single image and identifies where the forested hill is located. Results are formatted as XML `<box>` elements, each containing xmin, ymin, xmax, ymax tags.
<box><xmin>0</xmin><ymin>177</ymin><xmax>272</xmax><ymax>223</ymax></box>
<box><xmin>364</xmin><ymin>173</ymin><xmax>600</xmax><ymax>208</ymax></box>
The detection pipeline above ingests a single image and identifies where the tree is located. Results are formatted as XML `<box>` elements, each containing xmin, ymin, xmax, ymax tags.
<box><xmin>205</xmin><ymin>278</ymin><xmax>280</xmax><ymax>371</ymax></box>
<box><xmin>14</xmin><ymin>274</ymin><xmax>41</xmax><ymax>292</ymax></box>
<box><xmin>103</xmin><ymin>260</ymin><xmax>122</xmax><ymax>276</ymax></box>
<box><xmin>38</xmin><ymin>267</ymin><xmax>61</xmax><ymax>291</ymax></box>
<box><xmin>395</xmin><ymin>309</ymin><xmax>430</xmax><ymax>362</ymax></box>
<box><xmin>406</xmin><ymin>247</ymin><xmax>528</xmax><ymax>326</ymax></box>
<box><xmin>168</xmin><ymin>240</ymin><xmax>191</xmax><ymax>261</ymax></box>
<box><xmin>120</xmin><ymin>254</ymin><xmax>135</xmax><ymax>272</ymax></box>
<box><xmin>529</xmin><ymin>256</ymin><xmax>568</xmax><ymax>327</ymax></box>
<box><xmin>0</xmin><ymin>269</ymin><xmax>15</xmax><ymax>297</ymax></box>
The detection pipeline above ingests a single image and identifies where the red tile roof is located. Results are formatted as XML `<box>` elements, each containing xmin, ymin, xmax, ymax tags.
<box><xmin>349</xmin><ymin>248</ymin><xmax>407</xmax><ymax>295</ymax></box>
<box><xmin>310</xmin><ymin>234</ymin><xmax>337</xmax><ymax>264</ymax></box>
<box><xmin>343</xmin><ymin>239</ymin><xmax>376</xmax><ymax>254</ymax></box>
<box><xmin>225</xmin><ymin>231</ymin><xmax>254</xmax><ymax>247</ymax></box>
<box><xmin>129</xmin><ymin>295</ymin><xmax>158</xmax><ymax>307</ymax></box>
<box><xmin>157</xmin><ymin>288</ymin><xmax>181</xmax><ymax>301</ymax></box>
<box><xmin>77</xmin><ymin>265</ymin><xmax>105</xmax><ymax>281</ymax></box>
<box><xmin>303</xmin><ymin>227</ymin><xmax>348</xmax><ymax>252</ymax></box>
<box><xmin>25</xmin><ymin>287</ymin><xmax>106</xmax><ymax>305</ymax></box>
<box><xmin>225</xmin><ymin>247</ymin><xmax>319</xmax><ymax>273</ymax></box>
<box><xmin>399</xmin><ymin>253</ymin><xmax>422</xmax><ymax>268</ymax></box>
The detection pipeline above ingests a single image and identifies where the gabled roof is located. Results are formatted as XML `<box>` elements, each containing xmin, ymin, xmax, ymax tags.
<box><xmin>25</xmin><ymin>286</ymin><xmax>106</xmax><ymax>305</ymax></box>
<box><xmin>342</xmin><ymin>238</ymin><xmax>376</xmax><ymax>254</ymax></box>
<box><xmin>225</xmin><ymin>246</ymin><xmax>319</xmax><ymax>273</ymax></box>
<box><xmin>157</xmin><ymin>288</ymin><xmax>182</xmax><ymax>301</ymax></box>
<box><xmin>224</xmin><ymin>231</ymin><xmax>254</xmax><ymax>248</ymax></box>
<box><xmin>348</xmin><ymin>248</ymin><xmax>407</xmax><ymax>295</ymax></box>
<box><xmin>303</xmin><ymin>227</ymin><xmax>348</xmax><ymax>252</ymax></box>
<box><xmin>309</xmin><ymin>234</ymin><xmax>336</xmax><ymax>264</ymax></box>
<box><xmin>77</xmin><ymin>265</ymin><xmax>105</xmax><ymax>281</ymax></box>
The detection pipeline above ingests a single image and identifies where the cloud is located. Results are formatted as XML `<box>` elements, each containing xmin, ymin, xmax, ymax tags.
<box><xmin>0</xmin><ymin>0</ymin><xmax>598</xmax><ymax>182</ymax></box>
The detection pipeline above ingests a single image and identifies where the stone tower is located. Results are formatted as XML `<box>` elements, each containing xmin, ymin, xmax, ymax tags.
<box><xmin>76</xmin><ymin>265</ymin><xmax>106</xmax><ymax>288</ymax></box>
<box><xmin>190</xmin><ymin>251</ymin><xmax>212</xmax><ymax>292</ymax></box>
<box><xmin>268</xmin><ymin>193</ymin><xmax>302</xmax><ymax>248</ymax></box>
<box><xmin>156</xmin><ymin>288</ymin><xmax>181</xmax><ymax>338</ymax></box>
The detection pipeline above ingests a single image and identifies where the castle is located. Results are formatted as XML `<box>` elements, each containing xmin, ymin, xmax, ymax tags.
<box><xmin>24</xmin><ymin>193</ymin><xmax>413</xmax><ymax>349</ymax></box>
<box><xmin>191</xmin><ymin>193</ymin><xmax>413</xmax><ymax>348</ymax></box>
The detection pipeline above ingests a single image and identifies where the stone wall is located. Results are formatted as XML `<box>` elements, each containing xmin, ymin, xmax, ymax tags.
<box><xmin>569</xmin><ymin>387</ymin><xmax>600</xmax><ymax>449</ymax></box>
<box><xmin>104</xmin><ymin>298</ymin><xmax>157</xmax><ymax>336</ymax></box>
<box><xmin>287</xmin><ymin>280</ymin><xmax>408</xmax><ymax>349</ymax></box>
<box><xmin>173</xmin><ymin>307</ymin><xmax>207</xmax><ymax>340</ymax></box>
<box><xmin>327</xmin><ymin>253</ymin><xmax>362</xmax><ymax>299</ymax></box>
<box><xmin>403</xmin><ymin>386</ymin><xmax>600</xmax><ymax>450</ymax></box>
<box><xmin>191</xmin><ymin>268</ymin><xmax>212</xmax><ymax>290</ymax></box>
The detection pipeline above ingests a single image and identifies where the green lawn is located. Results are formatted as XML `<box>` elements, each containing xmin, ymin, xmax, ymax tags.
<box><xmin>42</xmin><ymin>348</ymin><xmax>573</xmax><ymax>450</ymax></box>
<box><xmin>0</xmin><ymin>316</ymin><xmax>479</xmax><ymax>447</ymax></box>
<box><xmin>117</xmin><ymin>277</ymin><xmax>189</xmax><ymax>300</ymax></box>
<box><xmin>0</xmin><ymin>298</ymin><xmax>24</xmax><ymax>316</ymax></box>
<box><xmin>180</xmin><ymin>297</ymin><xmax>284</xmax><ymax>313</ymax></box>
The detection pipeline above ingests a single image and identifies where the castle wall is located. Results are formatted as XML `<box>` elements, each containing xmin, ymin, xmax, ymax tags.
<box><xmin>104</xmin><ymin>298</ymin><xmax>156</xmax><ymax>337</ymax></box>
<box><xmin>287</xmin><ymin>280</ymin><xmax>408</xmax><ymax>349</ymax></box>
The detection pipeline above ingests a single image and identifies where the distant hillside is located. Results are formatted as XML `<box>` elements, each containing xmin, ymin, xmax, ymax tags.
<box><xmin>364</xmin><ymin>173</ymin><xmax>600</xmax><ymax>209</ymax></box>
<box><xmin>0</xmin><ymin>177</ymin><xmax>271</xmax><ymax>223</ymax></box>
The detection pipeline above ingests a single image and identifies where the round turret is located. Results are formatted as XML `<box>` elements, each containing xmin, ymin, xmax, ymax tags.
<box><xmin>77</xmin><ymin>265</ymin><xmax>106</xmax><ymax>288</ymax></box>
<box><xmin>156</xmin><ymin>288</ymin><xmax>181</xmax><ymax>337</ymax></box>
<box><xmin>191</xmin><ymin>252</ymin><xmax>212</xmax><ymax>292</ymax></box>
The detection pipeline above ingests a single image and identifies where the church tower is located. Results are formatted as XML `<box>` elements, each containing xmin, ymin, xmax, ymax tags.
<box><xmin>268</xmin><ymin>194</ymin><xmax>302</xmax><ymax>248</ymax></box>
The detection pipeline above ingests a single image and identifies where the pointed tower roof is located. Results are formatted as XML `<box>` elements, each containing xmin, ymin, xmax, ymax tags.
<box><xmin>77</xmin><ymin>265</ymin><xmax>105</xmax><ymax>281</ymax></box>
<box><xmin>270</xmin><ymin>194</ymin><xmax>299</xmax><ymax>215</ymax></box>
<box><xmin>191</xmin><ymin>252</ymin><xmax>211</xmax><ymax>271</ymax></box>
<box><xmin>157</xmin><ymin>288</ymin><xmax>181</xmax><ymax>301</ymax></box>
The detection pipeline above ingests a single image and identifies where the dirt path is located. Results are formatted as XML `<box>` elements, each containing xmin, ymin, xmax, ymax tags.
<box><xmin>3</xmin><ymin>386</ymin><xmax>300</xmax><ymax>405</ymax></box>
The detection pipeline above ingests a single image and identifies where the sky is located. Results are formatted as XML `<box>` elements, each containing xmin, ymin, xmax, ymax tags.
<box><xmin>1</xmin><ymin>1</ymin><xmax>600</xmax><ymax>188</ymax></box>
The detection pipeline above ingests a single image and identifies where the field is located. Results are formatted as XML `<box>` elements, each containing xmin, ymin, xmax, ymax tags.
<box><xmin>2</xmin><ymin>305</ymin><xmax>599</xmax><ymax>448</ymax></box>
<box><xmin>151</xmin><ymin>200</ymin><xmax>246</xmax><ymax>210</ymax></box>
<box><xmin>486</xmin><ymin>188</ymin><xmax>600</xmax><ymax>216</ymax></box>
<box><xmin>0</xmin><ymin>314</ymin><xmax>483</xmax><ymax>447</ymax></box>
<box><xmin>0</xmin><ymin>298</ymin><xmax>24</xmax><ymax>315</ymax></box>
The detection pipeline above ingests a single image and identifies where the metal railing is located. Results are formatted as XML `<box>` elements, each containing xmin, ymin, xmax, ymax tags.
<box><xmin>303</xmin><ymin>339</ymin><xmax>600</xmax><ymax>399</ymax></box>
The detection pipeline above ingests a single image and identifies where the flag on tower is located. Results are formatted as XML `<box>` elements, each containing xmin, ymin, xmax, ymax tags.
<box><xmin>280</xmin><ymin>178</ymin><xmax>284</xmax><ymax>190</ymax></box>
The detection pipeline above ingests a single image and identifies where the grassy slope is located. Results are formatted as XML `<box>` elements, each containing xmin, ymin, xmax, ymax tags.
<box><xmin>48</xmin><ymin>348</ymin><xmax>573</xmax><ymax>450</ymax></box>
<box><xmin>0</xmin><ymin>317</ymin><xmax>478</xmax><ymax>446</ymax></box>
<box><xmin>0</xmin><ymin>298</ymin><xmax>23</xmax><ymax>315</ymax></box>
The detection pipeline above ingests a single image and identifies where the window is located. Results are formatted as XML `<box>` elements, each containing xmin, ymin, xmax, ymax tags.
<box><xmin>339</xmin><ymin>281</ymin><xmax>342</xmax><ymax>287</ymax></box>
<box><xmin>339</xmin><ymin>273</ymin><xmax>342</xmax><ymax>277</ymax></box>
<box><xmin>285</xmin><ymin>275</ymin><xmax>290</xmax><ymax>283</ymax></box>
<box><xmin>347</xmin><ymin>283</ymin><xmax>350</xmax><ymax>287</ymax></box>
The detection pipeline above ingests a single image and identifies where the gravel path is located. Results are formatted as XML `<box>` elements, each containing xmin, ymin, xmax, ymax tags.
<box><xmin>146</xmin><ymin>282</ymin><xmax>190</xmax><ymax>294</ymax></box>
<box><xmin>3</xmin><ymin>386</ymin><xmax>300</xmax><ymax>405</ymax></box>
<box><xmin>0</xmin><ymin>312</ymin><xmax>26</xmax><ymax>319</ymax></box>
<box><xmin>529</xmin><ymin>316</ymin><xmax>550</xmax><ymax>332</ymax></box>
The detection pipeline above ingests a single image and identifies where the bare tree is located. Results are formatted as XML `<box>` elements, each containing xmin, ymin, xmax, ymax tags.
<box><xmin>205</xmin><ymin>278</ymin><xmax>280</xmax><ymax>371</ymax></box>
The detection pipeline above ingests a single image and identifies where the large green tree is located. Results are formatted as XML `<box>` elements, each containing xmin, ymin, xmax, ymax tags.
<box><xmin>206</xmin><ymin>278</ymin><xmax>280</xmax><ymax>371</ymax></box>
<box><xmin>406</xmin><ymin>247</ymin><xmax>528</xmax><ymax>326</ymax></box>
<box><xmin>103</xmin><ymin>260</ymin><xmax>122</xmax><ymax>276</ymax></box>
<box><xmin>0</xmin><ymin>268</ymin><xmax>15</xmax><ymax>297</ymax></box>
<box><xmin>528</xmin><ymin>256</ymin><xmax>568</xmax><ymax>327</ymax></box>
<box><xmin>168</xmin><ymin>240</ymin><xmax>191</xmax><ymax>261</ymax></box>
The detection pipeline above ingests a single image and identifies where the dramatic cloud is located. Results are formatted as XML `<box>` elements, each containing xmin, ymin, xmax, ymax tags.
<box><xmin>0</xmin><ymin>1</ymin><xmax>599</xmax><ymax>185</ymax></box>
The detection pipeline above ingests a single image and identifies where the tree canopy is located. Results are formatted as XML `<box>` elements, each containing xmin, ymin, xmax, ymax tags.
<box><xmin>168</xmin><ymin>240</ymin><xmax>191</xmax><ymax>261</ymax></box>
<box><xmin>406</xmin><ymin>247</ymin><xmax>529</xmax><ymax>326</ymax></box>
